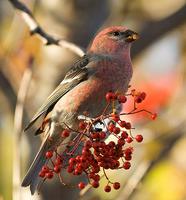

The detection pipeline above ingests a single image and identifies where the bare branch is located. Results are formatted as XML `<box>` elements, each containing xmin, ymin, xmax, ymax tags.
<box><xmin>116</xmin><ymin>161</ymin><xmax>150</xmax><ymax>200</ymax></box>
<box><xmin>8</xmin><ymin>0</ymin><xmax>85</xmax><ymax>57</ymax></box>
<box><xmin>13</xmin><ymin>58</ymin><xmax>33</xmax><ymax>200</ymax></box>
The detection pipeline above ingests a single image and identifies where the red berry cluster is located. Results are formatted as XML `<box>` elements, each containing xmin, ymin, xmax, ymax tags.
<box><xmin>131</xmin><ymin>89</ymin><xmax>146</xmax><ymax>104</ymax></box>
<box><xmin>39</xmin><ymin>155</ymin><xmax>63</xmax><ymax>179</ymax></box>
<box><xmin>106</xmin><ymin>92</ymin><xmax>127</xmax><ymax>104</ymax></box>
<box><xmin>38</xmin><ymin>89</ymin><xmax>157</xmax><ymax>193</ymax></box>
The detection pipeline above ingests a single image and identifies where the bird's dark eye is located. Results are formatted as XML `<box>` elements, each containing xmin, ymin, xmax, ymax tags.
<box><xmin>112</xmin><ymin>31</ymin><xmax>120</xmax><ymax>36</ymax></box>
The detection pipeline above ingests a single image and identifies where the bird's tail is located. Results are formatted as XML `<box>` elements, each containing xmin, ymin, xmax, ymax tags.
<box><xmin>21</xmin><ymin>136</ymin><xmax>49</xmax><ymax>195</ymax></box>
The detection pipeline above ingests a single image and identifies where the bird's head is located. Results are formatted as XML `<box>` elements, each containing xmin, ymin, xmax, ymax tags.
<box><xmin>89</xmin><ymin>26</ymin><xmax>139</xmax><ymax>55</ymax></box>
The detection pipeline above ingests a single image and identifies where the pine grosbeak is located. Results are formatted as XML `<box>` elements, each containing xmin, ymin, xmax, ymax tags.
<box><xmin>22</xmin><ymin>26</ymin><xmax>139</xmax><ymax>194</ymax></box>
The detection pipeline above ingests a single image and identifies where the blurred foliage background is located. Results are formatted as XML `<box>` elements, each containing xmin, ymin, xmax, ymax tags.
<box><xmin>0</xmin><ymin>0</ymin><xmax>186</xmax><ymax>200</ymax></box>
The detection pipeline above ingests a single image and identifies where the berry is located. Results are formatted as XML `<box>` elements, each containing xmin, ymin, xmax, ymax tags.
<box><xmin>93</xmin><ymin>174</ymin><xmax>100</xmax><ymax>181</ymax></box>
<box><xmin>45</xmin><ymin>151</ymin><xmax>53</xmax><ymax>159</ymax></box>
<box><xmin>78</xmin><ymin>182</ymin><xmax>86</xmax><ymax>190</ymax></box>
<box><xmin>112</xmin><ymin>93</ymin><xmax>117</xmax><ymax>100</ymax></box>
<box><xmin>125</xmin><ymin>122</ymin><xmax>131</xmax><ymax>130</ymax></box>
<box><xmin>88</xmin><ymin>173</ymin><xmax>95</xmax><ymax>179</ymax></box>
<box><xmin>135</xmin><ymin>134</ymin><xmax>143</xmax><ymax>142</ymax></box>
<box><xmin>80</xmin><ymin>156</ymin><xmax>86</xmax><ymax>163</ymax></box>
<box><xmin>91</xmin><ymin>132</ymin><xmax>99</xmax><ymax>139</ymax></box>
<box><xmin>82</xmin><ymin>148</ymin><xmax>91</xmax><ymax>156</ymax></box>
<box><xmin>76</xmin><ymin>155</ymin><xmax>81</xmax><ymax>162</ymax></box>
<box><xmin>46</xmin><ymin>172</ymin><xmax>53</xmax><ymax>179</ymax></box>
<box><xmin>113</xmin><ymin>127</ymin><xmax>120</xmax><ymax>134</ymax></box>
<box><xmin>105</xmin><ymin>92</ymin><xmax>117</xmax><ymax>101</ymax></box>
<box><xmin>124</xmin><ymin>154</ymin><xmax>132</xmax><ymax>161</ymax></box>
<box><xmin>108</xmin><ymin>141</ymin><xmax>115</xmax><ymax>148</ymax></box>
<box><xmin>135</xmin><ymin>96</ymin><xmax>143</xmax><ymax>103</ymax></box>
<box><xmin>39</xmin><ymin>171</ymin><xmax>45</xmax><ymax>178</ymax></box>
<box><xmin>118</xmin><ymin>95</ymin><xmax>127</xmax><ymax>103</ymax></box>
<box><xmin>104</xmin><ymin>185</ymin><xmax>111</xmax><ymax>192</ymax></box>
<box><xmin>74</xmin><ymin>168</ymin><xmax>82</xmax><ymax>175</ymax></box>
<box><xmin>67</xmin><ymin>166</ymin><xmax>74</xmax><ymax>173</ymax></box>
<box><xmin>92</xmin><ymin>166</ymin><xmax>100</xmax><ymax>173</ymax></box>
<box><xmin>54</xmin><ymin>165</ymin><xmax>61</xmax><ymax>173</ymax></box>
<box><xmin>41</xmin><ymin>165</ymin><xmax>49</xmax><ymax>173</ymax></box>
<box><xmin>124</xmin><ymin>147</ymin><xmax>133</xmax><ymax>155</ymax></box>
<box><xmin>113</xmin><ymin>182</ymin><xmax>120</xmax><ymax>190</ymax></box>
<box><xmin>55</xmin><ymin>157</ymin><xmax>63</xmax><ymax>165</ymax></box>
<box><xmin>111</xmin><ymin>114</ymin><xmax>120</xmax><ymax>122</ymax></box>
<box><xmin>84</xmin><ymin>140</ymin><xmax>92</xmax><ymax>148</ymax></box>
<box><xmin>123</xmin><ymin>161</ymin><xmax>131</xmax><ymax>169</ymax></box>
<box><xmin>99</xmin><ymin>131</ymin><xmax>106</xmax><ymax>139</ymax></box>
<box><xmin>108</xmin><ymin>123</ymin><xmax>115</xmax><ymax>132</ymax></box>
<box><xmin>118</xmin><ymin>121</ymin><xmax>126</xmax><ymax>128</ymax></box>
<box><xmin>121</xmin><ymin>131</ymin><xmax>128</xmax><ymax>139</ymax></box>
<box><xmin>61</xmin><ymin>129</ymin><xmax>70</xmax><ymax>137</ymax></box>
<box><xmin>79</xmin><ymin>121</ymin><xmax>87</xmax><ymax>130</ymax></box>
<box><xmin>126</xmin><ymin>137</ymin><xmax>133</xmax><ymax>143</ymax></box>
<box><xmin>106</xmin><ymin>92</ymin><xmax>113</xmax><ymax>101</ymax></box>
<box><xmin>151</xmin><ymin>113</ymin><xmax>157</xmax><ymax>120</ymax></box>
<box><xmin>92</xmin><ymin>181</ymin><xmax>99</xmax><ymax>188</ymax></box>
<box><xmin>118</xmin><ymin>138</ymin><xmax>125</xmax><ymax>146</ymax></box>
<box><xmin>69</xmin><ymin>158</ymin><xmax>76</xmax><ymax>165</ymax></box>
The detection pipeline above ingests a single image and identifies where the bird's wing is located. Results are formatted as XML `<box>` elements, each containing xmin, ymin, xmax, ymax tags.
<box><xmin>24</xmin><ymin>55</ymin><xmax>90</xmax><ymax>131</ymax></box>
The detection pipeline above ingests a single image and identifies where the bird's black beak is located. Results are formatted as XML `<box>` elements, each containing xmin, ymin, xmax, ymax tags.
<box><xmin>125</xmin><ymin>30</ymin><xmax>139</xmax><ymax>43</ymax></box>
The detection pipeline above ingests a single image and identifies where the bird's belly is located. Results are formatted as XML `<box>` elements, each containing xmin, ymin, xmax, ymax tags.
<box><xmin>52</xmin><ymin>82</ymin><xmax>107</xmax><ymax>127</ymax></box>
<box><xmin>54</xmin><ymin>79</ymin><xmax>108</xmax><ymax>115</ymax></box>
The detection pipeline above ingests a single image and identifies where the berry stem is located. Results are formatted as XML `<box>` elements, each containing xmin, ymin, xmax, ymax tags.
<box><xmin>120</xmin><ymin>109</ymin><xmax>154</xmax><ymax>116</ymax></box>
<box><xmin>50</xmin><ymin>159</ymin><xmax>55</xmax><ymax>167</ymax></box>
<box><xmin>58</xmin><ymin>173</ymin><xmax>66</xmax><ymax>186</ymax></box>
<box><xmin>129</xmin><ymin>129</ymin><xmax>133</xmax><ymax>138</ymax></box>
<box><xmin>58</xmin><ymin>174</ymin><xmax>76</xmax><ymax>188</ymax></box>
<box><xmin>67</xmin><ymin>133</ymin><xmax>84</xmax><ymax>155</ymax></box>
<box><xmin>103</xmin><ymin>168</ymin><xmax>113</xmax><ymax>184</ymax></box>
<box><xmin>102</xmin><ymin>102</ymin><xmax>110</xmax><ymax>116</ymax></box>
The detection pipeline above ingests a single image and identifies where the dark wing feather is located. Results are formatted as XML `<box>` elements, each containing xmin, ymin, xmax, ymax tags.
<box><xmin>24</xmin><ymin>55</ymin><xmax>89</xmax><ymax>131</ymax></box>
<box><xmin>65</xmin><ymin>54</ymin><xmax>89</xmax><ymax>80</ymax></box>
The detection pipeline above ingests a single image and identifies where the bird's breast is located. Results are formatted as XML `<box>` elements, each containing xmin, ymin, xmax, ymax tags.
<box><xmin>52</xmin><ymin>59</ymin><xmax>132</xmax><ymax>126</ymax></box>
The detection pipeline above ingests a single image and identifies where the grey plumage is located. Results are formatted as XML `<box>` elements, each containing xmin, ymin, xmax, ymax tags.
<box><xmin>24</xmin><ymin>55</ymin><xmax>90</xmax><ymax>132</ymax></box>
<box><xmin>21</xmin><ymin>136</ymin><xmax>49</xmax><ymax>194</ymax></box>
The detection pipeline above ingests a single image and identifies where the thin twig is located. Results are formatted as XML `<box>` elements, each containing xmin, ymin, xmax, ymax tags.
<box><xmin>8</xmin><ymin>0</ymin><xmax>85</xmax><ymax>57</ymax></box>
<box><xmin>13</xmin><ymin>58</ymin><xmax>33</xmax><ymax>200</ymax></box>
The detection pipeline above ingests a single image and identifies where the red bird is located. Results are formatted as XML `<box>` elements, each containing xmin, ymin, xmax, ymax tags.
<box><xmin>22</xmin><ymin>26</ymin><xmax>139</xmax><ymax>194</ymax></box>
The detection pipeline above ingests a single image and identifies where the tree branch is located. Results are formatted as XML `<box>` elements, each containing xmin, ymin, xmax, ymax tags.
<box><xmin>8</xmin><ymin>0</ymin><xmax>85</xmax><ymax>57</ymax></box>
<box><xmin>13</xmin><ymin>58</ymin><xmax>33</xmax><ymax>200</ymax></box>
